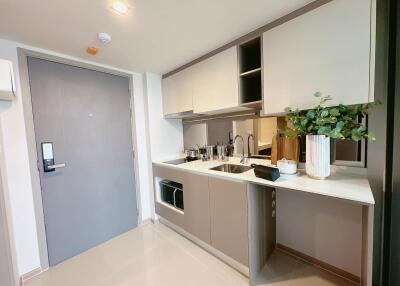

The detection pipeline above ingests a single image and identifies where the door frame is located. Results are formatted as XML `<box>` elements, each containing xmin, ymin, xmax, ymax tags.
<box><xmin>17</xmin><ymin>48</ymin><xmax>143</xmax><ymax>270</ymax></box>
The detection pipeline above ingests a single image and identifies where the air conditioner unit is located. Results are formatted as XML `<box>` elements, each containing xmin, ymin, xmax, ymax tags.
<box><xmin>0</xmin><ymin>59</ymin><xmax>16</xmax><ymax>101</ymax></box>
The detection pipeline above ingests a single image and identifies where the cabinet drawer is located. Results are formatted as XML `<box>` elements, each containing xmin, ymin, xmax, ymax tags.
<box><xmin>153</xmin><ymin>165</ymin><xmax>183</xmax><ymax>184</ymax></box>
<box><xmin>155</xmin><ymin>201</ymin><xmax>185</xmax><ymax>229</ymax></box>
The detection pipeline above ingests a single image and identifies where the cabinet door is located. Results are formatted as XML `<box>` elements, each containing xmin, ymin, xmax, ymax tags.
<box><xmin>162</xmin><ymin>69</ymin><xmax>193</xmax><ymax>116</ymax></box>
<box><xmin>175</xmin><ymin>68</ymin><xmax>194</xmax><ymax>113</ymax></box>
<box><xmin>183</xmin><ymin>173</ymin><xmax>210</xmax><ymax>244</ymax></box>
<box><xmin>193</xmin><ymin>46</ymin><xmax>240</xmax><ymax>114</ymax></box>
<box><xmin>262</xmin><ymin>0</ymin><xmax>372</xmax><ymax>115</ymax></box>
<box><xmin>162</xmin><ymin>75</ymin><xmax>179</xmax><ymax>115</ymax></box>
<box><xmin>209</xmin><ymin>177</ymin><xmax>248</xmax><ymax>266</ymax></box>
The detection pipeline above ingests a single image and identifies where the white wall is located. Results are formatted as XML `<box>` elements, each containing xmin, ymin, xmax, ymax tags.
<box><xmin>145</xmin><ymin>73</ymin><xmax>184</xmax><ymax>161</ymax></box>
<box><xmin>144</xmin><ymin>72</ymin><xmax>184</xmax><ymax>219</ymax></box>
<box><xmin>131</xmin><ymin>73</ymin><xmax>153</xmax><ymax>221</ymax></box>
<box><xmin>0</xmin><ymin>38</ymin><xmax>153</xmax><ymax>276</ymax></box>
<box><xmin>0</xmin><ymin>39</ymin><xmax>40</xmax><ymax>276</ymax></box>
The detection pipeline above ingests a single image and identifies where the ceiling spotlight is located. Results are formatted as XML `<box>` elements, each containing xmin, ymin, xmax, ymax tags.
<box><xmin>112</xmin><ymin>1</ymin><xmax>128</xmax><ymax>14</ymax></box>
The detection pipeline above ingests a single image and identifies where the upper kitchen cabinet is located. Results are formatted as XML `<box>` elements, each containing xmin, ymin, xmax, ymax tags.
<box><xmin>192</xmin><ymin>46</ymin><xmax>244</xmax><ymax>115</ymax></box>
<box><xmin>0</xmin><ymin>59</ymin><xmax>16</xmax><ymax>101</ymax></box>
<box><xmin>238</xmin><ymin>37</ymin><xmax>263</xmax><ymax>108</ymax></box>
<box><xmin>262</xmin><ymin>0</ymin><xmax>373</xmax><ymax>115</ymax></box>
<box><xmin>162</xmin><ymin>46</ymin><xmax>250</xmax><ymax>117</ymax></box>
<box><xmin>162</xmin><ymin>67</ymin><xmax>194</xmax><ymax>117</ymax></box>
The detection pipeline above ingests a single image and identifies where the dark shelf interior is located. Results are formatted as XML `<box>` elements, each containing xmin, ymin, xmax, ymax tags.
<box><xmin>239</xmin><ymin>38</ymin><xmax>261</xmax><ymax>74</ymax></box>
<box><xmin>239</xmin><ymin>37</ymin><xmax>262</xmax><ymax>104</ymax></box>
<box><xmin>240</xmin><ymin>73</ymin><xmax>262</xmax><ymax>104</ymax></box>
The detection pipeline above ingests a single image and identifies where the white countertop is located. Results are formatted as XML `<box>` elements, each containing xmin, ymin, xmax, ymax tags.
<box><xmin>153</xmin><ymin>156</ymin><xmax>375</xmax><ymax>206</ymax></box>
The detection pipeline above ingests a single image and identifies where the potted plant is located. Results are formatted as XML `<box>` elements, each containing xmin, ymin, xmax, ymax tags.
<box><xmin>284</xmin><ymin>92</ymin><xmax>379</xmax><ymax>179</ymax></box>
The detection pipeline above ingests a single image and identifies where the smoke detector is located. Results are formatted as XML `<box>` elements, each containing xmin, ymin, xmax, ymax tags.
<box><xmin>98</xmin><ymin>33</ymin><xmax>112</xmax><ymax>44</ymax></box>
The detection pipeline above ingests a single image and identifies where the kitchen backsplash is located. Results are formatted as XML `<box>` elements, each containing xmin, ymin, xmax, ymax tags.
<box><xmin>182</xmin><ymin>115</ymin><xmax>365</xmax><ymax>167</ymax></box>
<box><xmin>183</xmin><ymin>115</ymin><xmax>278</xmax><ymax>157</ymax></box>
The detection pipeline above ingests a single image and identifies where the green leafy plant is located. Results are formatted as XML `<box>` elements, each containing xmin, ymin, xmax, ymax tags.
<box><xmin>284</xmin><ymin>92</ymin><xmax>380</xmax><ymax>141</ymax></box>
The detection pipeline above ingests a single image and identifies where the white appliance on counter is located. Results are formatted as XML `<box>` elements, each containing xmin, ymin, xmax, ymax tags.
<box><xmin>0</xmin><ymin>59</ymin><xmax>16</xmax><ymax>101</ymax></box>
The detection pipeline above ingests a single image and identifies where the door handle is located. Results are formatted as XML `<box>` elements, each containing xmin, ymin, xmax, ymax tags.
<box><xmin>47</xmin><ymin>163</ymin><xmax>66</xmax><ymax>169</ymax></box>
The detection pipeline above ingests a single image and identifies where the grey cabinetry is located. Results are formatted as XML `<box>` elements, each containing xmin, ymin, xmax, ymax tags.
<box><xmin>183</xmin><ymin>173</ymin><xmax>211</xmax><ymax>244</ymax></box>
<box><xmin>153</xmin><ymin>165</ymin><xmax>250</xmax><ymax>268</ymax></box>
<box><xmin>209</xmin><ymin>177</ymin><xmax>249</xmax><ymax>266</ymax></box>
<box><xmin>153</xmin><ymin>165</ymin><xmax>183</xmax><ymax>183</ymax></box>
<box><xmin>153</xmin><ymin>165</ymin><xmax>185</xmax><ymax>228</ymax></box>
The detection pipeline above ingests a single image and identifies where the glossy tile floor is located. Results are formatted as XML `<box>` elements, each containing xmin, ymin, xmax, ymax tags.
<box><xmin>24</xmin><ymin>223</ymin><xmax>355</xmax><ymax>286</ymax></box>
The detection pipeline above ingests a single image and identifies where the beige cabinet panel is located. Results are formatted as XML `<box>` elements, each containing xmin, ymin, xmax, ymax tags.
<box><xmin>162</xmin><ymin>75</ymin><xmax>179</xmax><ymax>115</ymax></box>
<box><xmin>209</xmin><ymin>177</ymin><xmax>249</xmax><ymax>266</ymax></box>
<box><xmin>175</xmin><ymin>68</ymin><xmax>194</xmax><ymax>113</ymax></box>
<box><xmin>153</xmin><ymin>165</ymin><xmax>185</xmax><ymax>227</ymax></box>
<box><xmin>155</xmin><ymin>202</ymin><xmax>185</xmax><ymax>229</ymax></box>
<box><xmin>162</xmin><ymin>68</ymin><xmax>193</xmax><ymax>116</ymax></box>
<box><xmin>153</xmin><ymin>165</ymin><xmax>183</xmax><ymax>184</ymax></box>
<box><xmin>183</xmin><ymin>173</ymin><xmax>210</xmax><ymax>244</ymax></box>
<box><xmin>192</xmin><ymin>46</ymin><xmax>240</xmax><ymax>114</ymax></box>
<box><xmin>262</xmin><ymin>0</ymin><xmax>372</xmax><ymax>115</ymax></box>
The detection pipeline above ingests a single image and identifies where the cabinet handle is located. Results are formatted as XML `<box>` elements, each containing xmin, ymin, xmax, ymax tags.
<box><xmin>173</xmin><ymin>188</ymin><xmax>178</xmax><ymax>208</ymax></box>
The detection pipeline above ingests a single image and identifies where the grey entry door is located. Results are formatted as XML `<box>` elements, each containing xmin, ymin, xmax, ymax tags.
<box><xmin>27</xmin><ymin>57</ymin><xmax>138</xmax><ymax>266</ymax></box>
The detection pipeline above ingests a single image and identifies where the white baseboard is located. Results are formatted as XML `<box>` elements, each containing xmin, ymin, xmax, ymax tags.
<box><xmin>20</xmin><ymin>267</ymin><xmax>42</xmax><ymax>285</ymax></box>
<box><xmin>139</xmin><ymin>218</ymin><xmax>154</xmax><ymax>226</ymax></box>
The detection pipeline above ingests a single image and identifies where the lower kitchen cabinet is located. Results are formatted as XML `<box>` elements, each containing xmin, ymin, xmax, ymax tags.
<box><xmin>153</xmin><ymin>165</ymin><xmax>185</xmax><ymax>228</ymax></box>
<box><xmin>183</xmin><ymin>173</ymin><xmax>211</xmax><ymax>244</ymax></box>
<box><xmin>153</xmin><ymin>165</ymin><xmax>250</xmax><ymax>267</ymax></box>
<box><xmin>209</xmin><ymin>177</ymin><xmax>249</xmax><ymax>266</ymax></box>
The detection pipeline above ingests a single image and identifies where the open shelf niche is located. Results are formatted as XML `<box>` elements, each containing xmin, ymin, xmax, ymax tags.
<box><xmin>239</xmin><ymin>37</ymin><xmax>262</xmax><ymax>106</ymax></box>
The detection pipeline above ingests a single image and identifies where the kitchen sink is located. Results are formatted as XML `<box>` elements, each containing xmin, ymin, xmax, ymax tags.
<box><xmin>209</xmin><ymin>164</ymin><xmax>253</xmax><ymax>174</ymax></box>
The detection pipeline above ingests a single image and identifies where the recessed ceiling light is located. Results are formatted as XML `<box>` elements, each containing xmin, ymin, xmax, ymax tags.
<box><xmin>112</xmin><ymin>1</ymin><xmax>128</xmax><ymax>14</ymax></box>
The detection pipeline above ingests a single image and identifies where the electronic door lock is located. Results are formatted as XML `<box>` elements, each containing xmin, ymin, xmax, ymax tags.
<box><xmin>41</xmin><ymin>142</ymin><xmax>66</xmax><ymax>172</ymax></box>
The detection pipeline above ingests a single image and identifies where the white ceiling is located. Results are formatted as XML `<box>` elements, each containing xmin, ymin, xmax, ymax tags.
<box><xmin>0</xmin><ymin>0</ymin><xmax>313</xmax><ymax>74</ymax></box>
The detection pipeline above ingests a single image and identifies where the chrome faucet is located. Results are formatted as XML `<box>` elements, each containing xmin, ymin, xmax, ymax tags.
<box><xmin>234</xmin><ymin>135</ymin><xmax>246</xmax><ymax>164</ymax></box>
<box><xmin>247</xmin><ymin>134</ymin><xmax>254</xmax><ymax>158</ymax></box>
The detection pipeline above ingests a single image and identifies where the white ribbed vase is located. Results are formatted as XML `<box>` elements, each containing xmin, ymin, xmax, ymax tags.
<box><xmin>306</xmin><ymin>135</ymin><xmax>330</xmax><ymax>179</ymax></box>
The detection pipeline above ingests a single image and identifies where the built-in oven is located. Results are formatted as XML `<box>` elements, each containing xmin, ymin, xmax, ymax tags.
<box><xmin>160</xmin><ymin>180</ymin><xmax>184</xmax><ymax>211</ymax></box>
